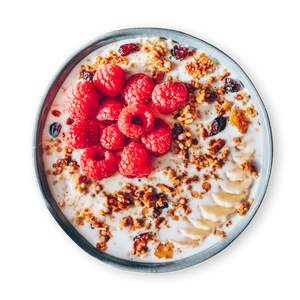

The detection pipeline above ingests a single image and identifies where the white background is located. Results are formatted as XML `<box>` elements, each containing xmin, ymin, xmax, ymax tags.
<box><xmin>0</xmin><ymin>0</ymin><xmax>299</xmax><ymax>299</ymax></box>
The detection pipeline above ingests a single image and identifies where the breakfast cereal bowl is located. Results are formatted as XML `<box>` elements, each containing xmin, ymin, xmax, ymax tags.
<box><xmin>34</xmin><ymin>28</ymin><xmax>273</xmax><ymax>272</ymax></box>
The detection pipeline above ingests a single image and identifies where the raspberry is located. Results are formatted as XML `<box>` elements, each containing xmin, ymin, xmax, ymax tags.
<box><xmin>80</xmin><ymin>147</ymin><xmax>117</xmax><ymax>180</ymax></box>
<box><xmin>100</xmin><ymin>124</ymin><xmax>126</xmax><ymax>150</ymax></box>
<box><xmin>65</xmin><ymin>80</ymin><xmax>99</xmax><ymax>120</ymax></box>
<box><xmin>118</xmin><ymin>104</ymin><xmax>154</xmax><ymax>139</ymax></box>
<box><xmin>96</xmin><ymin>98</ymin><xmax>123</xmax><ymax>124</ymax></box>
<box><xmin>141</xmin><ymin>119</ymin><xmax>172</xmax><ymax>156</ymax></box>
<box><xmin>118</xmin><ymin>141</ymin><xmax>152</xmax><ymax>178</ymax></box>
<box><xmin>123</xmin><ymin>73</ymin><xmax>155</xmax><ymax>106</ymax></box>
<box><xmin>152</xmin><ymin>81</ymin><xmax>187</xmax><ymax>114</ymax></box>
<box><xmin>93</xmin><ymin>64</ymin><xmax>126</xmax><ymax>97</ymax></box>
<box><xmin>66</xmin><ymin>119</ymin><xmax>100</xmax><ymax>149</ymax></box>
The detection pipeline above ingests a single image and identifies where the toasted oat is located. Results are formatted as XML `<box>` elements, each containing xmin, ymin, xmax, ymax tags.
<box><xmin>241</xmin><ymin>160</ymin><xmax>258</xmax><ymax>176</ymax></box>
<box><xmin>156</xmin><ymin>183</ymin><xmax>174</xmax><ymax>194</ymax></box>
<box><xmin>246</xmin><ymin>104</ymin><xmax>257</xmax><ymax>118</ymax></box>
<box><xmin>236</xmin><ymin>201</ymin><xmax>251</xmax><ymax>216</ymax></box>
<box><xmin>216</xmin><ymin>99</ymin><xmax>233</xmax><ymax>115</ymax></box>
<box><xmin>185</xmin><ymin>53</ymin><xmax>216</xmax><ymax>79</ymax></box>
<box><xmin>142</xmin><ymin>38</ymin><xmax>172</xmax><ymax>73</ymax></box>
<box><xmin>74</xmin><ymin>208</ymin><xmax>111</xmax><ymax>250</ymax></box>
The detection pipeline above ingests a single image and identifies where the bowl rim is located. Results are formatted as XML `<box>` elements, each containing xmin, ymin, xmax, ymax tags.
<box><xmin>33</xmin><ymin>27</ymin><xmax>273</xmax><ymax>273</ymax></box>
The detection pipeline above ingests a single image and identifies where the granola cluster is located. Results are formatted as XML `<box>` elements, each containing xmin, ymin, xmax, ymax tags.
<box><xmin>185</xmin><ymin>53</ymin><xmax>216</xmax><ymax>79</ymax></box>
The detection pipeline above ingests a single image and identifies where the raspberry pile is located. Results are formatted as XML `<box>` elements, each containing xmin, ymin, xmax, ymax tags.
<box><xmin>65</xmin><ymin>64</ymin><xmax>187</xmax><ymax>180</ymax></box>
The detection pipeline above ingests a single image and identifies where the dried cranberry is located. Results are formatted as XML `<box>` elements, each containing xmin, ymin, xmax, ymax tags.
<box><xmin>79</xmin><ymin>175</ymin><xmax>88</xmax><ymax>183</ymax></box>
<box><xmin>49</xmin><ymin>122</ymin><xmax>62</xmax><ymax>138</ymax></box>
<box><xmin>80</xmin><ymin>70</ymin><xmax>94</xmax><ymax>82</ymax></box>
<box><xmin>224</xmin><ymin>78</ymin><xmax>243</xmax><ymax>93</ymax></box>
<box><xmin>171</xmin><ymin>44</ymin><xmax>193</xmax><ymax>60</ymax></box>
<box><xmin>119</xmin><ymin>43</ymin><xmax>139</xmax><ymax>56</ymax></box>
<box><xmin>209</xmin><ymin>116</ymin><xmax>227</xmax><ymax>136</ymax></box>
<box><xmin>51</xmin><ymin>109</ymin><xmax>61</xmax><ymax>117</ymax></box>
<box><xmin>172</xmin><ymin>123</ymin><xmax>184</xmax><ymax>140</ymax></box>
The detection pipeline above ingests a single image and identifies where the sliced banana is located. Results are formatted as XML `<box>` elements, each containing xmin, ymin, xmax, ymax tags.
<box><xmin>188</xmin><ymin>217</ymin><xmax>222</xmax><ymax>230</ymax></box>
<box><xmin>226</xmin><ymin>165</ymin><xmax>247</xmax><ymax>181</ymax></box>
<box><xmin>179</xmin><ymin>227</ymin><xmax>211</xmax><ymax>240</ymax></box>
<box><xmin>233</xmin><ymin>151</ymin><xmax>254</xmax><ymax>165</ymax></box>
<box><xmin>212</xmin><ymin>191</ymin><xmax>247</xmax><ymax>207</ymax></box>
<box><xmin>199</xmin><ymin>204</ymin><xmax>236</xmax><ymax>222</ymax></box>
<box><xmin>170</xmin><ymin>239</ymin><xmax>201</xmax><ymax>247</ymax></box>
<box><xmin>219</xmin><ymin>177</ymin><xmax>252</xmax><ymax>194</ymax></box>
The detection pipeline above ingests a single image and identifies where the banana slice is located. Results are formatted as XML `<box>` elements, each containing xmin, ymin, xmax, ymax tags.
<box><xmin>212</xmin><ymin>191</ymin><xmax>247</xmax><ymax>207</ymax></box>
<box><xmin>188</xmin><ymin>217</ymin><xmax>222</xmax><ymax>230</ymax></box>
<box><xmin>170</xmin><ymin>239</ymin><xmax>201</xmax><ymax>247</ymax></box>
<box><xmin>233</xmin><ymin>151</ymin><xmax>254</xmax><ymax>165</ymax></box>
<box><xmin>219</xmin><ymin>177</ymin><xmax>252</xmax><ymax>194</ymax></box>
<box><xmin>199</xmin><ymin>204</ymin><xmax>236</xmax><ymax>222</ymax></box>
<box><xmin>226</xmin><ymin>165</ymin><xmax>247</xmax><ymax>181</ymax></box>
<box><xmin>179</xmin><ymin>227</ymin><xmax>211</xmax><ymax>240</ymax></box>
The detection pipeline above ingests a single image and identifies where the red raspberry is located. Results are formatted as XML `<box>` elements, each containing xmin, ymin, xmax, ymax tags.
<box><xmin>123</xmin><ymin>73</ymin><xmax>155</xmax><ymax>106</ymax></box>
<box><xmin>93</xmin><ymin>64</ymin><xmax>126</xmax><ymax>97</ymax></box>
<box><xmin>118</xmin><ymin>104</ymin><xmax>154</xmax><ymax>139</ymax></box>
<box><xmin>118</xmin><ymin>141</ymin><xmax>152</xmax><ymax>178</ymax></box>
<box><xmin>141</xmin><ymin>119</ymin><xmax>172</xmax><ymax>156</ymax></box>
<box><xmin>100</xmin><ymin>124</ymin><xmax>126</xmax><ymax>151</ymax></box>
<box><xmin>66</xmin><ymin>119</ymin><xmax>99</xmax><ymax>149</ymax></box>
<box><xmin>80</xmin><ymin>147</ymin><xmax>117</xmax><ymax>180</ymax></box>
<box><xmin>152</xmin><ymin>81</ymin><xmax>187</xmax><ymax>114</ymax></box>
<box><xmin>96</xmin><ymin>98</ymin><xmax>123</xmax><ymax>124</ymax></box>
<box><xmin>65</xmin><ymin>81</ymin><xmax>99</xmax><ymax>120</ymax></box>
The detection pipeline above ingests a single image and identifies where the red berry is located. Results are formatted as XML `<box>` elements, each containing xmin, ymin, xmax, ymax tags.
<box><xmin>80</xmin><ymin>147</ymin><xmax>117</xmax><ymax>180</ymax></box>
<box><xmin>96</xmin><ymin>98</ymin><xmax>123</xmax><ymax>124</ymax></box>
<box><xmin>100</xmin><ymin>124</ymin><xmax>126</xmax><ymax>151</ymax></box>
<box><xmin>152</xmin><ymin>81</ymin><xmax>187</xmax><ymax>114</ymax></box>
<box><xmin>66</xmin><ymin>119</ymin><xmax>99</xmax><ymax>149</ymax></box>
<box><xmin>119</xmin><ymin>43</ymin><xmax>139</xmax><ymax>56</ymax></box>
<box><xmin>118</xmin><ymin>104</ymin><xmax>154</xmax><ymax>139</ymax></box>
<box><xmin>141</xmin><ymin>119</ymin><xmax>172</xmax><ymax>156</ymax></box>
<box><xmin>122</xmin><ymin>73</ymin><xmax>154</xmax><ymax>106</ymax></box>
<box><xmin>93</xmin><ymin>64</ymin><xmax>126</xmax><ymax>97</ymax></box>
<box><xmin>118</xmin><ymin>141</ymin><xmax>152</xmax><ymax>178</ymax></box>
<box><xmin>65</xmin><ymin>81</ymin><xmax>99</xmax><ymax>120</ymax></box>
<box><xmin>171</xmin><ymin>44</ymin><xmax>193</xmax><ymax>60</ymax></box>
